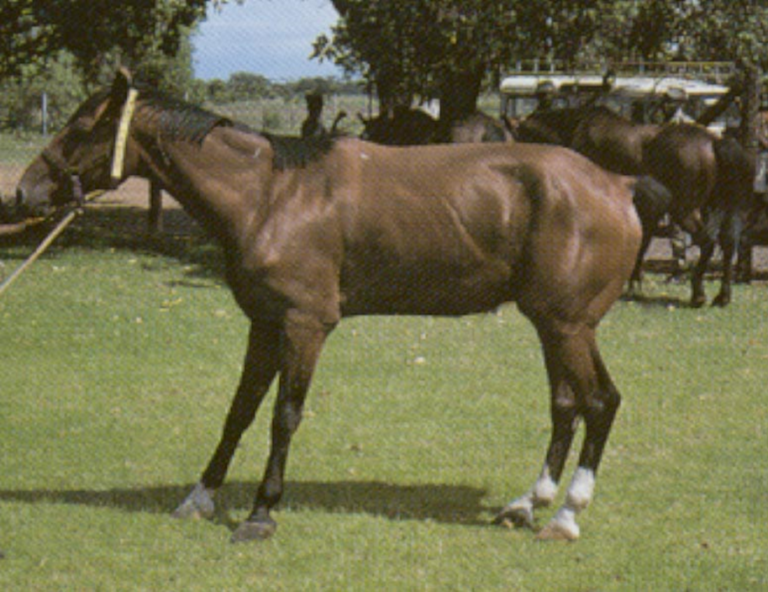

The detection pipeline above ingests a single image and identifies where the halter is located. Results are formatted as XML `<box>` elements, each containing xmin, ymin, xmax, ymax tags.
<box><xmin>110</xmin><ymin>87</ymin><xmax>139</xmax><ymax>185</ymax></box>
<box><xmin>38</xmin><ymin>86</ymin><xmax>138</xmax><ymax>210</ymax></box>
<box><xmin>1</xmin><ymin>86</ymin><xmax>139</xmax><ymax>298</ymax></box>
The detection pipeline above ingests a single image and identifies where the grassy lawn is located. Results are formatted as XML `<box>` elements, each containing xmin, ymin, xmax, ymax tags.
<box><xmin>0</xmin><ymin>133</ymin><xmax>48</xmax><ymax>165</ymax></box>
<box><xmin>0</xmin><ymin>216</ymin><xmax>767</xmax><ymax>590</ymax></box>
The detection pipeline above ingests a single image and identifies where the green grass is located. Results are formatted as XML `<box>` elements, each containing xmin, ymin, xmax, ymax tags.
<box><xmin>0</xmin><ymin>223</ymin><xmax>766</xmax><ymax>590</ymax></box>
<box><xmin>0</xmin><ymin>133</ymin><xmax>48</xmax><ymax>167</ymax></box>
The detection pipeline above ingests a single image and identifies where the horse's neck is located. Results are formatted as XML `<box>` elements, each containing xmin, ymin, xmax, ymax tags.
<box><xmin>135</xmin><ymin>125</ymin><xmax>272</xmax><ymax>243</ymax></box>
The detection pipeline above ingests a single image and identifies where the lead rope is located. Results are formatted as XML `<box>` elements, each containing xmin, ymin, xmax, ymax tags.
<box><xmin>0</xmin><ymin>86</ymin><xmax>140</xmax><ymax>297</ymax></box>
<box><xmin>0</xmin><ymin>189</ymin><xmax>106</xmax><ymax>297</ymax></box>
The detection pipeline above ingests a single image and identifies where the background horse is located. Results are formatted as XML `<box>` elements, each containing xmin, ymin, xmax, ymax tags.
<box><xmin>12</xmin><ymin>69</ymin><xmax>641</xmax><ymax>543</ymax></box>
<box><xmin>360</xmin><ymin>108</ymin><xmax>512</xmax><ymax>145</ymax></box>
<box><xmin>515</xmin><ymin>105</ymin><xmax>756</xmax><ymax>307</ymax></box>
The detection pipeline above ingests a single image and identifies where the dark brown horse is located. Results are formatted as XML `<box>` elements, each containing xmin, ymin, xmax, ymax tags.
<box><xmin>360</xmin><ymin>108</ymin><xmax>513</xmax><ymax>145</ymax></box>
<box><xmin>516</xmin><ymin>106</ymin><xmax>756</xmax><ymax>307</ymax></box>
<box><xmin>12</xmin><ymin>70</ymin><xmax>642</xmax><ymax>543</ymax></box>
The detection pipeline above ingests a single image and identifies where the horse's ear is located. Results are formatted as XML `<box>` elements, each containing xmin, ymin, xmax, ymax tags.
<box><xmin>87</xmin><ymin>67</ymin><xmax>134</xmax><ymax>127</ymax></box>
<box><xmin>111</xmin><ymin>67</ymin><xmax>133</xmax><ymax>106</ymax></box>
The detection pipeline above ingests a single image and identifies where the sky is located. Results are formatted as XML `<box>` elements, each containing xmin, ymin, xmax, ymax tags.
<box><xmin>193</xmin><ymin>0</ymin><xmax>344</xmax><ymax>82</ymax></box>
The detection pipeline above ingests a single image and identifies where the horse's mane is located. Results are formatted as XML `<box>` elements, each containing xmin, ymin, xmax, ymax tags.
<box><xmin>261</xmin><ymin>132</ymin><xmax>336</xmax><ymax>171</ymax></box>
<box><xmin>136</xmin><ymin>85</ymin><xmax>233</xmax><ymax>143</ymax></box>
<box><xmin>132</xmin><ymin>85</ymin><xmax>335</xmax><ymax>169</ymax></box>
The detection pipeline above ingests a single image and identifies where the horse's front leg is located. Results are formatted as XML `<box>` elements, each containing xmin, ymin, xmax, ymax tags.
<box><xmin>173</xmin><ymin>321</ymin><xmax>280</xmax><ymax>520</ymax></box>
<box><xmin>231</xmin><ymin>311</ymin><xmax>332</xmax><ymax>543</ymax></box>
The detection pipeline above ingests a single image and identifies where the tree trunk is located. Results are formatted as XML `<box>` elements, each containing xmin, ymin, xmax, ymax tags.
<box><xmin>739</xmin><ymin>62</ymin><xmax>761</xmax><ymax>157</ymax></box>
<box><xmin>439</xmin><ymin>67</ymin><xmax>484</xmax><ymax>125</ymax></box>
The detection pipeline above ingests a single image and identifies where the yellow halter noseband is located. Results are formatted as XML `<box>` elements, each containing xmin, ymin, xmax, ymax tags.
<box><xmin>110</xmin><ymin>87</ymin><xmax>139</xmax><ymax>185</ymax></box>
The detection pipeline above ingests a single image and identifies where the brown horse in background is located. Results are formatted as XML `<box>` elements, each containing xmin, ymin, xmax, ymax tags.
<box><xmin>515</xmin><ymin>106</ymin><xmax>756</xmax><ymax>307</ymax></box>
<box><xmin>11</xmin><ymin>69</ymin><xmax>642</xmax><ymax>543</ymax></box>
<box><xmin>360</xmin><ymin>107</ymin><xmax>513</xmax><ymax>145</ymax></box>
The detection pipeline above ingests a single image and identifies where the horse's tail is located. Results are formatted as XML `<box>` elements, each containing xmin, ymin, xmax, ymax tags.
<box><xmin>632</xmin><ymin>175</ymin><xmax>672</xmax><ymax>236</ymax></box>
<box><xmin>628</xmin><ymin>175</ymin><xmax>674</xmax><ymax>288</ymax></box>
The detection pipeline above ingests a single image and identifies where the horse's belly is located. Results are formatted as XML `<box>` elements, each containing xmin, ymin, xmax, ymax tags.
<box><xmin>339</xmin><ymin>261</ymin><xmax>514</xmax><ymax>316</ymax></box>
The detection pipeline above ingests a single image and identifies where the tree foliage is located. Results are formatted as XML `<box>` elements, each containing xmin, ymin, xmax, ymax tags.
<box><xmin>0</xmin><ymin>1</ymin><xmax>212</xmax><ymax>133</ymax></box>
<box><xmin>0</xmin><ymin>0</ymin><xmax>217</xmax><ymax>82</ymax></box>
<box><xmin>316</xmin><ymin>0</ymin><xmax>768</xmax><ymax>118</ymax></box>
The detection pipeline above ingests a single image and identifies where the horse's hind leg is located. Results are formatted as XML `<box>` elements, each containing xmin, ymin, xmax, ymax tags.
<box><xmin>173</xmin><ymin>321</ymin><xmax>280</xmax><ymax>520</ymax></box>
<box><xmin>691</xmin><ymin>238</ymin><xmax>716</xmax><ymax>308</ymax></box>
<box><xmin>538</xmin><ymin>331</ymin><xmax>621</xmax><ymax>540</ymax></box>
<box><xmin>497</xmin><ymin>324</ymin><xmax>620</xmax><ymax>541</ymax></box>
<box><xmin>494</xmin><ymin>327</ymin><xmax>582</xmax><ymax>529</ymax></box>
<box><xmin>712</xmin><ymin>212</ymin><xmax>742</xmax><ymax>307</ymax></box>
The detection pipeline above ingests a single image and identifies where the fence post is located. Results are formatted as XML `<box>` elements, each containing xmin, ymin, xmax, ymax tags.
<box><xmin>41</xmin><ymin>92</ymin><xmax>48</xmax><ymax>137</ymax></box>
<box><xmin>148</xmin><ymin>179</ymin><xmax>163</xmax><ymax>234</ymax></box>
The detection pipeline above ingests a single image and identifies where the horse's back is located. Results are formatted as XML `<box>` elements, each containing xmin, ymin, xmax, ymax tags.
<box><xmin>573</xmin><ymin>107</ymin><xmax>659</xmax><ymax>175</ymax></box>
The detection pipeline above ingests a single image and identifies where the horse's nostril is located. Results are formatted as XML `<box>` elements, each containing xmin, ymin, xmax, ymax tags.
<box><xmin>15</xmin><ymin>187</ymin><xmax>26</xmax><ymax>206</ymax></box>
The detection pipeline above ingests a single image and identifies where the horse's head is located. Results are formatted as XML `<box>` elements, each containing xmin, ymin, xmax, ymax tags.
<box><xmin>10</xmin><ymin>69</ymin><xmax>137</xmax><ymax>221</ymax></box>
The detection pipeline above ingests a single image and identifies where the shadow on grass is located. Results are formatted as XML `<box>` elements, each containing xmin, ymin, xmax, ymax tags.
<box><xmin>622</xmin><ymin>292</ymin><xmax>691</xmax><ymax>309</ymax></box>
<box><xmin>0</xmin><ymin>480</ymin><xmax>490</xmax><ymax>529</ymax></box>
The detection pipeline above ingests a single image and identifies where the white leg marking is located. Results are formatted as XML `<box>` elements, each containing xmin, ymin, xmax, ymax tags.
<box><xmin>172</xmin><ymin>482</ymin><xmax>216</xmax><ymax>520</ymax></box>
<box><xmin>539</xmin><ymin>467</ymin><xmax>595</xmax><ymax>541</ymax></box>
<box><xmin>497</xmin><ymin>465</ymin><xmax>558</xmax><ymax>528</ymax></box>
<box><xmin>532</xmin><ymin>465</ymin><xmax>558</xmax><ymax>506</ymax></box>
<box><xmin>564</xmin><ymin>466</ymin><xmax>595</xmax><ymax>512</ymax></box>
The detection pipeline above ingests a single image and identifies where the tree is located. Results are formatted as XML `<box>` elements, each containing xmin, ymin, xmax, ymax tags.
<box><xmin>316</xmin><ymin>1</ymin><xmax>768</xmax><ymax>122</ymax></box>
<box><xmin>0</xmin><ymin>0</ymin><xmax>245</xmax><ymax>84</ymax></box>
<box><xmin>226</xmin><ymin>72</ymin><xmax>275</xmax><ymax>102</ymax></box>
<box><xmin>0</xmin><ymin>53</ymin><xmax>85</xmax><ymax>133</ymax></box>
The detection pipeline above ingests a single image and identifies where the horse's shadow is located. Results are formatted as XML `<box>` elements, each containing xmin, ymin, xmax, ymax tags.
<box><xmin>622</xmin><ymin>292</ymin><xmax>691</xmax><ymax>308</ymax></box>
<box><xmin>0</xmin><ymin>480</ymin><xmax>490</xmax><ymax>530</ymax></box>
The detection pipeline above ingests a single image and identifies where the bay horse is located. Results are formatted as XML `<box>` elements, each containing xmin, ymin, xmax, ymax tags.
<box><xmin>516</xmin><ymin>106</ymin><xmax>756</xmax><ymax>307</ymax></box>
<box><xmin>12</xmin><ymin>69</ymin><xmax>642</xmax><ymax>543</ymax></box>
<box><xmin>360</xmin><ymin>108</ymin><xmax>513</xmax><ymax>145</ymax></box>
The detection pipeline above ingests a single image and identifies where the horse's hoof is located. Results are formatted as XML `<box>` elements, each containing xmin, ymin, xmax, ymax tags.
<box><xmin>493</xmin><ymin>504</ymin><xmax>535</xmax><ymax>530</ymax></box>
<box><xmin>536</xmin><ymin>518</ymin><xmax>580</xmax><ymax>542</ymax></box>
<box><xmin>711</xmin><ymin>295</ymin><xmax>730</xmax><ymax>308</ymax></box>
<box><xmin>172</xmin><ymin>483</ymin><xmax>216</xmax><ymax>520</ymax></box>
<box><xmin>230</xmin><ymin>518</ymin><xmax>277</xmax><ymax>543</ymax></box>
<box><xmin>690</xmin><ymin>296</ymin><xmax>706</xmax><ymax>309</ymax></box>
